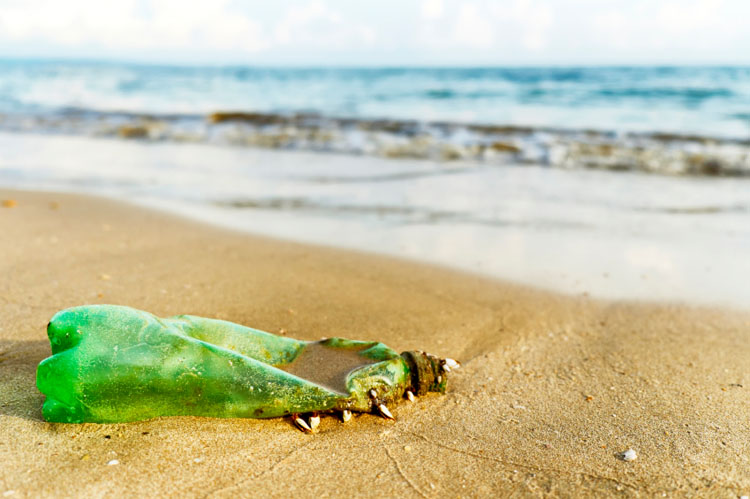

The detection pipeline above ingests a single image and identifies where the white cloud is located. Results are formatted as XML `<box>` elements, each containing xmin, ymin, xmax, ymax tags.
<box><xmin>488</xmin><ymin>0</ymin><xmax>553</xmax><ymax>52</ymax></box>
<box><xmin>0</xmin><ymin>0</ymin><xmax>749</xmax><ymax>64</ymax></box>
<box><xmin>516</xmin><ymin>1</ymin><xmax>553</xmax><ymax>51</ymax></box>
<box><xmin>589</xmin><ymin>0</ymin><xmax>742</xmax><ymax>59</ymax></box>
<box><xmin>0</xmin><ymin>0</ymin><xmax>269</xmax><ymax>53</ymax></box>
<box><xmin>273</xmin><ymin>1</ymin><xmax>376</xmax><ymax>48</ymax></box>
<box><xmin>452</xmin><ymin>3</ymin><xmax>494</xmax><ymax>48</ymax></box>
<box><xmin>420</xmin><ymin>0</ymin><xmax>444</xmax><ymax>19</ymax></box>
<box><xmin>654</xmin><ymin>0</ymin><xmax>724</xmax><ymax>35</ymax></box>
<box><xmin>591</xmin><ymin>10</ymin><xmax>631</xmax><ymax>50</ymax></box>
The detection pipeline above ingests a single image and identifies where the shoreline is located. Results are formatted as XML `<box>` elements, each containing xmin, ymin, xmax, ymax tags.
<box><xmin>3</xmin><ymin>132</ymin><xmax>749</xmax><ymax>310</ymax></box>
<box><xmin>1</xmin><ymin>189</ymin><xmax>748</xmax><ymax>496</ymax></box>
<box><xmin>2</xmin><ymin>108</ymin><xmax>750</xmax><ymax>176</ymax></box>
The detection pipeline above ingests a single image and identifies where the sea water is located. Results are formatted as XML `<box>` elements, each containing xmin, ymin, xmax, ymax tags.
<box><xmin>2</xmin><ymin>61</ymin><xmax>750</xmax><ymax>176</ymax></box>
<box><xmin>1</xmin><ymin>61</ymin><xmax>750</xmax><ymax>138</ymax></box>
<box><xmin>1</xmin><ymin>60</ymin><xmax>749</xmax><ymax>307</ymax></box>
<box><xmin>1</xmin><ymin>132</ymin><xmax>748</xmax><ymax>308</ymax></box>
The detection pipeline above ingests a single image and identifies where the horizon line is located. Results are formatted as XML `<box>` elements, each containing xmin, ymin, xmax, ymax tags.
<box><xmin>2</xmin><ymin>55</ymin><xmax>750</xmax><ymax>70</ymax></box>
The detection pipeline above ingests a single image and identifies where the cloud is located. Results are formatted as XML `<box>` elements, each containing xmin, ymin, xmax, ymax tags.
<box><xmin>0</xmin><ymin>0</ymin><xmax>269</xmax><ymax>53</ymax></box>
<box><xmin>420</xmin><ymin>0</ymin><xmax>555</xmax><ymax>54</ymax></box>
<box><xmin>273</xmin><ymin>0</ymin><xmax>376</xmax><ymax>48</ymax></box>
<box><xmin>0</xmin><ymin>0</ymin><xmax>748</xmax><ymax>64</ymax></box>
<box><xmin>654</xmin><ymin>0</ymin><xmax>725</xmax><ymax>35</ymax></box>
<box><xmin>452</xmin><ymin>3</ymin><xmax>494</xmax><ymax>48</ymax></box>
<box><xmin>589</xmin><ymin>0</ymin><xmax>744</xmax><ymax>59</ymax></box>
<box><xmin>487</xmin><ymin>0</ymin><xmax>553</xmax><ymax>52</ymax></box>
<box><xmin>420</xmin><ymin>0</ymin><xmax>444</xmax><ymax>19</ymax></box>
<box><xmin>514</xmin><ymin>1</ymin><xmax>553</xmax><ymax>51</ymax></box>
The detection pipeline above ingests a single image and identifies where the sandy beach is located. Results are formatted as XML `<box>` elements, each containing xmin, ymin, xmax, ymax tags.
<box><xmin>1</xmin><ymin>189</ymin><xmax>748</xmax><ymax>497</ymax></box>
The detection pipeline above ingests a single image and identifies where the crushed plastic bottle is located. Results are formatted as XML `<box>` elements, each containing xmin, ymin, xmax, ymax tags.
<box><xmin>37</xmin><ymin>305</ymin><xmax>458</xmax><ymax>427</ymax></box>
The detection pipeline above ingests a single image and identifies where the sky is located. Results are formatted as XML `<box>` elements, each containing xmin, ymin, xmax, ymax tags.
<box><xmin>1</xmin><ymin>0</ymin><xmax>749</xmax><ymax>66</ymax></box>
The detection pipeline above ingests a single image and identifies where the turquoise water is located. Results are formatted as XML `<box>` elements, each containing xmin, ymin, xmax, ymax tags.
<box><xmin>2</xmin><ymin>60</ymin><xmax>750</xmax><ymax>176</ymax></box>
<box><xmin>1</xmin><ymin>60</ymin><xmax>750</xmax><ymax>137</ymax></box>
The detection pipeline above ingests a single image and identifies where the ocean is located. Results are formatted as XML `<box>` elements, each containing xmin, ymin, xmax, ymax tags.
<box><xmin>1</xmin><ymin>61</ymin><xmax>750</xmax><ymax>175</ymax></box>
<box><xmin>1</xmin><ymin>60</ymin><xmax>749</xmax><ymax>307</ymax></box>
<box><xmin>2</xmin><ymin>61</ymin><xmax>750</xmax><ymax>136</ymax></box>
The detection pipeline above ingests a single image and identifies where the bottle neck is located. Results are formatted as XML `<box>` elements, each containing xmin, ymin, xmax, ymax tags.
<box><xmin>400</xmin><ymin>350</ymin><xmax>448</xmax><ymax>395</ymax></box>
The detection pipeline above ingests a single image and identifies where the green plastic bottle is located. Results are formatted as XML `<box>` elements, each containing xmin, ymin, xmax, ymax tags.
<box><xmin>37</xmin><ymin>305</ymin><xmax>458</xmax><ymax>430</ymax></box>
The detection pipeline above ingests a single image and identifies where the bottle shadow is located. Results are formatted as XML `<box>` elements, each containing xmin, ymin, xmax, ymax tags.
<box><xmin>0</xmin><ymin>339</ymin><xmax>49</xmax><ymax>421</ymax></box>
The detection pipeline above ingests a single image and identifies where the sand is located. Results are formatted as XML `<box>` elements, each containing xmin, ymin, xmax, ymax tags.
<box><xmin>0</xmin><ymin>189</ymin><xmax>748</xmax><ymax>497</ymax></box>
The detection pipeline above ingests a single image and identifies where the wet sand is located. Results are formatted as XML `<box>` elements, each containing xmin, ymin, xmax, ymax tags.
<box><xmin>5</xmin><ymin>131</ymin><xmax>750</xmax><ymax>308</ymax></box>
<box><xmin>0</xmin><ymin>189</ymin><xmax>748</xmax><ymax>497</ymax></box>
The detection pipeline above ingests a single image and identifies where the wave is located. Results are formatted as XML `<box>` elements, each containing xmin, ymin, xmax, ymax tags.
<box><xmin>375</xmin><ymin>85</ymin><xmax>736</xmax><ymax>104</ymax></box>
<box><xmin>1</xmin><ymin>107</ymin><xmax>749</xmax><ymax>178</ymax></box>
<box><xmin>214</xmin><ymin>196</ymin><xmax>591</xmax><ymax>230</ymax></box>
<box><xmin>593</xmin><ymin>87</ymin><xmax>734</xmax><ymax>100</ymax></box>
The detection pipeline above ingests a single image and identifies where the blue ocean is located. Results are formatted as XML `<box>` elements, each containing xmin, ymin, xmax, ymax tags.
<box><xmin>1</xmin><ymin>60</ymin><xmax>749</xmax><ymax>136</ymax></box>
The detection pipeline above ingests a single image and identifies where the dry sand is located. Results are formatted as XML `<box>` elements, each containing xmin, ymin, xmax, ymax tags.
<box><xmin>0</xmin><ymin>189</ymin><xmax>748</xmax><ymax>497</ymax></box>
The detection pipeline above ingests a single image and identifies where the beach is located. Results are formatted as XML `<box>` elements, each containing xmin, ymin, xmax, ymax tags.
<box><xmin>1</xmin><ymin>189</ymin><xmax>748</xmax><ymax>497</ymax></box>
<box><xmin>3</xmin><ymin>132</ymin><xmax>750</xmax><ymax>309</ymax></box>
